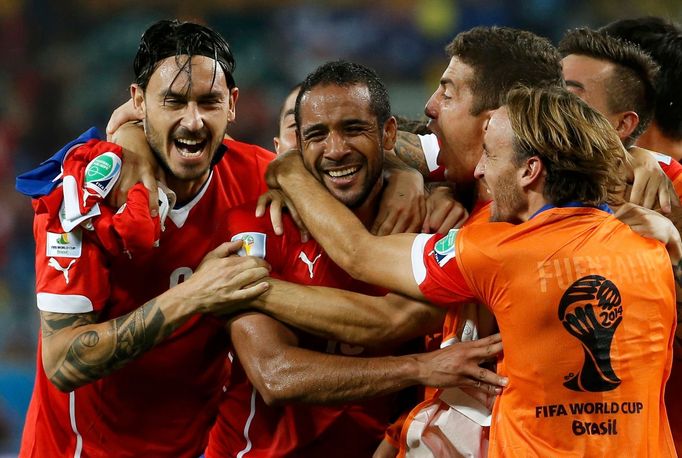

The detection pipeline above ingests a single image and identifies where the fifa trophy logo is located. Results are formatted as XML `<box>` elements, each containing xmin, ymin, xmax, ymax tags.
<box><xmin>558</xmin><ymin>275</ymin><xmax>622</xmax><ymax>392</ymax></box>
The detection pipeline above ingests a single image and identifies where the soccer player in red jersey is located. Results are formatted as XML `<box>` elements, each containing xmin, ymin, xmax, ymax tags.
<box><xmin>19</xmin><ymin>20</ymin><xmax>274</xmax><ymax>458</ymax></box>
<box><xmin>205</xmin><ymin>60</ymin><xmax>505</xmax><ymax>458</ymax></box>
<box><xmin>265</xmin><ymin>85</ymin><xmax>680</xmax><ymax>457</ymax></box>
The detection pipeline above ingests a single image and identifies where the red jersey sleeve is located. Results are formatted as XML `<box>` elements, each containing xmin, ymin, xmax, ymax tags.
<box><xmin>410</xmin><ymin>231</ymin><xmax>475</xmax><ymax>306</ymax></box>
<box><xmin>655</xmin><ymin>152</ymin><xmax>682</xmax><ymax>200</ymax></box>
<box><xmin>33</xmin><ymin>209</ymin><xmax>110</xmax><ymax>314</ymax></box>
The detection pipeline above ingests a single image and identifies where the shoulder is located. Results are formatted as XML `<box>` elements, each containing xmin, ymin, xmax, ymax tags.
<box><xmin>223</xmin><ymin>139</ymin><xmax>276</xmax><ymax>165</ymax></box>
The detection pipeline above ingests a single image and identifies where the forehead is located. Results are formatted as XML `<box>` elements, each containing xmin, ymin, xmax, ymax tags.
<box><xmin>299</xmin><ymin>83</ymin><xmax>373</xmax><ymax>125</ymax></box>
<box><xmin>441</xmin><ymin>56</ymin><xmax>475</xmax><ymax>88</ymax></box>
<box><xmin>484</xmin><ymin>106</ymin><xmax>514</xmax><ymax>146</ymax></box>
<box><xmin>148</xmin><ymin>55</ymin><xmax>229</xmax><ymax>94</ymax></box>
<box><xmin>282</xmin><ymin>89</ymin><xmax>299</xmax><ymax>114</ymax></box>
<box><xmin>561</xmin><ymin>54</ymin><xmax>615</xmax><ymax>87</ymax></box>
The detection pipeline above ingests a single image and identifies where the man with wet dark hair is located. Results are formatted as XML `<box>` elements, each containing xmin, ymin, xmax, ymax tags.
<box><xmin>18</xmin><ymin>19</ymin><xmax>274</xmax><ymax>457</ymax></box>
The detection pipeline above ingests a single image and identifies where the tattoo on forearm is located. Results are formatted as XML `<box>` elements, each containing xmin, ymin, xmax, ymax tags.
<box><xmin>44</xmin><ymin>298</ymin><xmax>179</xmax><ymax>391</ymax></box>
<box><xmin>394</xmin><ymin>132</ymin><xmax>429</xmax><ymax>177</ymax></box>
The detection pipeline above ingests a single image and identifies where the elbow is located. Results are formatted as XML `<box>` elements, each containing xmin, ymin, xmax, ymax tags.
<box><xmin>340</xmin><ymin>238</ymin><xmax>374</xmax><ymax>281</ymax></box>
<box><xmin>250</xmin><ymin>358</ymin><xmax>301</xmax><ymax>406</ymax></box>
<box><xmin>42</xmin><ymin>351</ymin><xmax>82</xmax><ymax>393</ymax></box>
<box><xmin>43</xmin><ymin>361</ymin><xmax>79</xmax><ymax>393</ymax></box>
<box><xmin>255</xmin><ymin>369</ymin><xmax>298</xmax><ymax>406</ymax></box>
<box><xmin>50</xmin><ymin>377</ymin><xmax>78</xmax><ymax>393</ymax></box>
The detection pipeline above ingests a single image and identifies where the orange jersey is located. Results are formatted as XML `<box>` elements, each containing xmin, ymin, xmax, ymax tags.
<box><xmin>413</xmin><ymin>205</ymin><xmax>676</xmax><ymax>457</ymax></box>
<box><xmin>396</xmin><ymin>202</ymin><xmax>495</xmax><ymax>458</ymax></box>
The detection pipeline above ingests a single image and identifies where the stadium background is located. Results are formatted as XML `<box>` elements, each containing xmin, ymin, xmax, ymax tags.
<box><xmin>0</xmin><ymin>0</ymin><xmax>680</xmax><ymax>454</ymax></box>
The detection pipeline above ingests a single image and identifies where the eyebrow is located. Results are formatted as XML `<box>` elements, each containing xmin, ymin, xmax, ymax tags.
<box><xmin>565</xmin><ymin>80</ymin><xmax>584</xmax><ymax>90</ymax></box>
<box><xmin>440</xmin><ymin>77</ymin><xmax>454</xmax><ymax>88</ymax></box>
<box><xmin>301</xmin><ymin>123</ymin><xmax>326</xmax><ymax>137</ymax></box>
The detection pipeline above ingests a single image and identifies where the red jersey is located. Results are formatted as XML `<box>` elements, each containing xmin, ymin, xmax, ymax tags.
<box><xmin>205</xmin><ymin>202</ymin><xmax>397</xmax><ymax>458</ymax></box>
<box><xmin>654</xmin><ymin>152</ymin><xmax>682</xmax><ymax>200</ymax></box>
<box><xmin>21</xmin><ymin>139</ymin><xmax>275</xmax><ymax>458</ymax></box>
<box><xmin>411</xmin><ymin>205</ymin><xmax>676</xmax><ymax>457</ymax></box>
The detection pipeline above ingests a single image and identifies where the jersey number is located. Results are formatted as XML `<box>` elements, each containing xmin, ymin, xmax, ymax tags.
<box><xmin>169</xmin><ymin>267</ymin><xmax>193</xmax><ymax>288</ymax></box>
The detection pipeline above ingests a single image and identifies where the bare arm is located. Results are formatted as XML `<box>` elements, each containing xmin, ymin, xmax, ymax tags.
<box><xmin>109</xmin><ymin>122</ymin><xmax>160</xmax><ymax>212</ymax></box>
<box><xmin>41</xmin><ymin>242</ymin><xmax>269</xmax><ymax>392</ymax></box>
<box><xmin>269</xmin><ymin>152</ymin><xmax>424</xmax><ymax>299</ymax></box>
<box><xmin>252</xmin><ymin>279</ymin><xmax>445</xmax><ymax>347</ymax></box>
<box><xmin>230</xmin><ymin>312</ymin><xmax>506</xmax><ymax>406</ymax></box>
<box><xmin>389</xmin><ymin>130</ymin><xmax>430</xmax><ymax>177</ymax></box>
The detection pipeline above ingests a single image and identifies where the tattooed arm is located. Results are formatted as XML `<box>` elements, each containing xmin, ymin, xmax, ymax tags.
<box><xmin>387</xmin><ymin>130</ymin><xmax>430</xmax><ymax>178</ymax></box>
<box><xmin>40</xmin><ymin>241</ymin><xmax>270</xmax><ymax>392</ymax></box>
<box><xmin>40</xmin><ymin>298</ymin><xmax>180</xmax><ymax>392</ymax></box>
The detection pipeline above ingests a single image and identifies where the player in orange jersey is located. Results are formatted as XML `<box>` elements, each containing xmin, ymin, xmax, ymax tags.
<box><xmin>265</xmin><ymin>85</ymin><xmax>680</xmax><ymax>457</ymax></box>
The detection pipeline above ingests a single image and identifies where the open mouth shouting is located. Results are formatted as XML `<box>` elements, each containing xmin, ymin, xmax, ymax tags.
<box><xmin>174</xmin><ymin>137</ymin><xmax>208</xmax><ymax>159</ymax></box>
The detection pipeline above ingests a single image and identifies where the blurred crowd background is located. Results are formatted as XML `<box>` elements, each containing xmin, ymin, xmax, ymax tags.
<box><xmin>1</xmin><ymin>0</ymin><xmax>680</xmax><ymax>453</ymax></box>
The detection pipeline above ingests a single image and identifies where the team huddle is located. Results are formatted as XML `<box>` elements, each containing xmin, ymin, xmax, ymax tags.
<box><xmin>15</xmin><ymin>17</ymin><xmax>682</xmax><ymax>458</ymax></box>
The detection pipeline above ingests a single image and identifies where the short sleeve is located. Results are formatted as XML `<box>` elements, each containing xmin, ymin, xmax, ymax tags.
<box><xmin>33</xmin><ymin>211</ymin><xmax>110</xmax><ymax>313</ymax></box>
<box><xmin>410</xmin><ymin>230</ymin><xmax>475</xmax><ymax>307</ymax></box>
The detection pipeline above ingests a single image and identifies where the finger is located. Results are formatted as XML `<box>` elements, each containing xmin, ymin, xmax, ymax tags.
<box><xmin>659</xmin><ymin>182</ymin><xmax>672</xmax><ymax>214</ymax></box>
<box><xmin>223</xmin><ymin>240</ymin><xmax>244</xmax><ymax>256</ymax></box>
<box><xmin>469</xmin><ymin>366</ymin><xmax>508</xmax><ymax>389</ymax></box>
<box><xmin>422</xmin><ymin>205</ymin><xmax>433</xmax><ymax>233</ymax></box>
<box><xmin>140</xmin><ymin>171</ymin><xmax>159</xmax><ymax>218</ymax></box>
<box><xmin>405</xmin><ymin>200</ymin><xmax>427</xmax><ymax>234</ymax></box>
<box><xmin>389</xmin><ymin>212</ymin><xmax>411</xmax><ymax>235</ymax></box>
<box><xmin>375</xmin><ymin>210</ymin><xmax>399</xmax><ymax>236</ymax></box>
<box><xmin>222</xmin><ymin>255</ymin><xmax>271</xmax><ymax>273</ymax></box>
<box><xmin>642</xmin><ymin>179</ymin><xmax>659</xmax><ymax>210</ymax></box>
<box><xmin>228</xmin><ymin>266</ymin><xmax>271</xmax><ymax>290</ymax></box>
<box><xmin>255</xmin><ymin>193</ymin><xmax>272</xmax><ymax>218</ymax></box>
<box><xmin>207</xmin><ymin>241</ymin><xmax>242</xmax><ymax>260</ymax></box>
<box><xmin>230</xmin><ymin>281</ymin><xmax>270</xmax><ymax>301</ymax></box>
<box><xmin>269</xmin><ymin>199</ymin><xmax>284</xmax><ymax>235</ymax></box>
<box><xmin>437</xmin><ymin>208</ymin><xmax>467</xmax><ymax>234</ymax></box>
<box><xmin>476</xmin><ymin>341</ymin><xmax>504</xmax><ymax>363</ymax></box>
<box><xmin>669</xmin><ymin>181</ymin><xmax>681</xmax><ymax>207</ymax></box>
<box><xmin>285</xmin><ymin>199</ymin><xmax>310</xmax><ymax>242</ymax></box>
<box><xmin>106</xmin><ymin>99</ymin><xmax>137</xmax><ymax>138</ymax></box>
<box><xmin>371</xmin><ymin>207</ymin><xmax>389</xmax><ymax>235</ymax></box>
<box><xmin>628</xmin><ymin>172</ymin><xmax>646</xmax><ymax>206</ymax></box>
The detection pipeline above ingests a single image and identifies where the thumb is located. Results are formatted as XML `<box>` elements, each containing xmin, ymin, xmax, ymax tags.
<box><xmin>208</xmin><ymin>240</ymin><xmax>243</xmax><ymax>260</ymax></box>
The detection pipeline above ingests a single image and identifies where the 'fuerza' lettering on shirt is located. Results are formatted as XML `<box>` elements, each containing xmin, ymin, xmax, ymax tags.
<box><xmin>537</xmin><ymin>251</ymin><xmax>663</xmax><ymax>293</ymax></box>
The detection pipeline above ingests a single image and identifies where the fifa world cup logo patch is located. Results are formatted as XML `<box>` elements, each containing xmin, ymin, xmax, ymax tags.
<box><xmin>558</xmin><ymin>275</ymin><xmax>622</xmax><ymax>392</ymax></box>
<box><xmin>230</xmin><ymin>232</ymin><xmax>266</xmax><ymax>259</ymax></box>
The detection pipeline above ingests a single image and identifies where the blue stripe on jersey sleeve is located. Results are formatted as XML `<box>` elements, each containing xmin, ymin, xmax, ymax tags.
<box><xmin>15</xmin><ymin>127</ymin><xmax>102</xmax><ymax>198</ymax></box>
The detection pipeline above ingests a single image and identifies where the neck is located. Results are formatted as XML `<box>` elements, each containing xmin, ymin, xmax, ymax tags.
<box><xmin>636</xmin><ymin>124</ymin><xmax>682</xmax><ymax>161</ymax></box>
<box><xmin>164</xmin><ymin>171</ymin><xmax>211</xmax><ymax>207</ymax></box>
<box><xmin>357</xmin><ymin>175</ymin><xmax>385</xmax><ymax>229</ymax></box>
<box><xmin>521</xmin><ymin>190</ymin><xmax>550</xmax><ymax>222</ymax></box>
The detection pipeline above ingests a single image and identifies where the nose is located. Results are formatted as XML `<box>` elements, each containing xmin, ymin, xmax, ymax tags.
<box><xmin>181</xmin><ymin>102</ymin><xmax>204</xmax><ymax>132</ymax></box>
<box><xmin>424</xmin><ymin>91</ymin><xmax>438</xmax><ymax>120</ymax></box>
<box><xmin>324</xmin><ymin>131</ymin><xmax>350</xmax><ymax>161</ymax></box>
<box><xmin>474</xmin><ymin>155</ymin><xmax>486</xmax><ymax>180</ymax></box>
